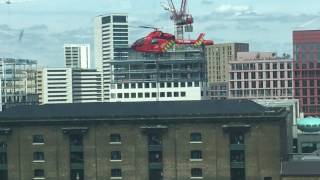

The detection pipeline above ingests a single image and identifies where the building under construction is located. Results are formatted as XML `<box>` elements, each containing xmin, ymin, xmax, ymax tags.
<box><xmin>109</xmin><ymin>45</ymin><xmax>208</xmax><ymax>102</ymax></box>
<box><xmin>0</xmin><ymin>58</ymin><xmax>38</xmax><ymax>108</ymax></box>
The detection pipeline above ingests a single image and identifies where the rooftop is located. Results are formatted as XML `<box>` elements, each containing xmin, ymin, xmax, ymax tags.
<box><xmin>0</xmin><ymin>100</ymin><xmax>286</xmax><ymax>122</ymax></box>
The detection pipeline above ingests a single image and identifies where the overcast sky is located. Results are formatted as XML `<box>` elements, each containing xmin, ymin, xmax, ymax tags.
<box><xmin>0</xmin><ymin>0</ymin><xmax>319</xmax><ymax>67</ymax></box>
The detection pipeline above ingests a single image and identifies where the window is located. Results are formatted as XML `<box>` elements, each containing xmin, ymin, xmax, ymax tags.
<box><xmin>174</xmin><ymin>92</ymin><xmax>179</xmax><ymax>97</ymax></box>
<box><xmin>148</xmin><ymin>133</ymin><xmax>162</xmax><ymax>145</ymax></box>
<box><xmin>117</xmin><ymin>84</ymin><xmax>122</xmax><ymax>89</ymax></box>
<box><xmin>181</xmin><ymin>82</ymin><xmax>186</xmax><ymax>87</ymax></box>
<box><xmin>124</xmin><ymin>83</ymin><xmax>129</xmax><ymax>89</ymax></box>
<box><xmin>33</xmin><ymin>152</ymin><xmax>45</xmax><ymax>162</ymax></box>
<box><xmin>160</xmin><ymin>92</ymin><xmax>165</xmax><ymax>97</ymax></box>
<box><xmin>149</xmin><ymin>151</ymin><xmax>162</xmax><ymax>162</ymax></box>
<box><xmin>190</xmin><ymin>150</ymin><xmax>202</xmax><ymax>160</ymax></box>
<box><xmin>188</xmin><ymin>82</ymin><xmax>193</xmax><ymax>87</ymax></box>
<box><xmin>131</xmin><ymin>83</ymin><xmax>136</xmax><ymax>89</ymax></box>
<box><xmin>0</xmin><ymin>142</ymin><xmax>7</xmax><ymax>150</ymax></box>
<box><xmin>174</xmin><ymin>82</ymin><xmax>179</xmax><ymax>87</ymax></box>
<box><xmin>110</xmin><ymin>134</ymin><xmax>121</xmax><ymax>144</ymax></box>
<box><xmin>151</xmin><ymin>83</ymin><xmax>156</xmax><ymax>88</ymax></box>
<box><xmin>111</xmin><ymin>151</ymin><xmax>121</xmax><ymax>161</ymax></box>
<box><xmin>145</xmin><ymin>83</ymin><xmax>150</xmax><ymax>88</ymax></box>
<box><xmin>145</xmin><ymin>93</ymin><xmax>150</xmax><ymax>98</ymax></box>
<box><xmin>124</xmin><ymin>93</ymin><xmax>129</xmax><ymax>98</ymax></box>
<box><xmin>131</xmin><ymin>93</ymin><xmax>136</xmax><ymax>98</ymax></box>
<box><xmin>111</xmin><ymin>168</ymin><xmax>122</xmax><ymax>178</ymax></box>
<box><xmin>167</xmin><ymin>92</ymin><xmax>172</xmax><ymax>97</ymax></box>
<box><xmin>138</xmin><ymin>93</ymin><xmax>143</xmax><ymax>98</ymax></box>
<box><xmin>152</xmin><ymin>92</ymin><xmax>157</xmax><ymax>98</ymax></box>
<box><xmin>190</xmin><ymin>133</ymin><xmax>202</xmax><ymax>143</ymax></box>
<box><xmin>0</xmin><ymin>153</ymin><xmax>7</xmax><ymax>164</ymax></box>
<box><xmin>167</xmin><ymin>82</ymin><xmax>172</xmax><ymax>88</ymax></box>
<box><xmin>191</xmin><ymin>168</ymin><xmax>202</xmax><ymax>178</ymax></box>
<box><xmin>230</xmin><ymin>132</ymin><xmax>244</xmax><ymax>144</ymax></box>
<box><xmin>181</xmin><ymin>92</ymin><xmax>186</xmax><ymax>97</ymax></box>
<box><xmin>70</xmin><ymin>152</ymin><xmax>83</xmax><ymax>163</ymax></box>
<box><xmin>160</xmin><ymin>83</ymin><xmax>165</xmax><ymax>88</ymax></box>
<box><xmin>138</xmin><ymin>83</ymin><xmax>143</xmax><ymax>88</ymax></box>
<box><xmin>33</xmin><ymin>135</ymin><xmax>44</xmax><ymax>144</ymax></box>
<box><xmin>117</xmin><ymin>93</ymin><xmax>122</xmax><ymax>99</ymax></box>
<box><xmin>264</xmin><ymin>177</ymin><xmax>272</xmax><ymax>180</ymax></box>
<box><xmin>34</xmin><ymin>169</ymin><xmax>45</xmax><ymax>178</ymax></box>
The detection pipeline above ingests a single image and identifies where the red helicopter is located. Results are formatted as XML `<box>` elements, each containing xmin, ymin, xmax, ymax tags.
<box><xmin>131</xmin><ymin>26</ymin><xmax>214</xmax><ymax>53</ymax></box>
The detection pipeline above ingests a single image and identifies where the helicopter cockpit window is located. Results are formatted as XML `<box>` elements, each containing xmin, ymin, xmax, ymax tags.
<box><xmin>134</xmin><ymin>38</ymin><xmax>145</xmax><ymax>46</ymax></box>
<box><xmin>151</xmin><ymin>39</ymin><xmax>158</xmax><ymax>44</ymax></box>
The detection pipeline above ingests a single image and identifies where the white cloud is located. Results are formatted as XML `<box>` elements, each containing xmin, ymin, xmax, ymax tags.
<box><xmin>215</xmin><ymin>4</ymin><xmax>256</xmax><ymax>16</ymax></box>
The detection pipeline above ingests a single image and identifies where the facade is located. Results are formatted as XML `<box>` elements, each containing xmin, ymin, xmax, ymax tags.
<box><xmin>293</xmin><ymin>30</ymin><xmax>320</xmax><ymax>115</ymax></box>
<box><xmin>205</xmin><ymin>43</ymin><xmax>249</xmax><ymax>84</ymax></box>
<box><xmin>72</xmin><ymin>69</ymin><xmax>102</xmax><ymax>103</ymax></box>
<box><xmin>64</xmin><ymin>44</ymin><xmax>91</xmax><ymax>69</ymax></box>
<box><xmin>40</xmin><ymin>68</ymin><xmax>73</xmax><ymax>104</ymax></box>
<box><xmin>94</xmin><ymin>13</ymin><xmax>129</xmax><ymax>101</ymax></box>
<box><xmin>110</xmin><ymin>47</ymin><xmax>208</xmax><ymax>102</ymax></box>
<box><xmin>229</xmin><ymin>52</ymin><xmax>294</xmax><ymax>99</ymax></box>
<box><xmin>0</xmin><ymin>100</ymin><xmax>289</xmax><ymax>180</ymax></box>
<box><xmin>0</xmin><ymin>58</ymin><xmax>38</xmax><ymax>108</ymax></box>
<box><xmin>208</xmin><ymin>82</ymin><xmax>228</xmax><ymax>100</ymax></box>
<box><xmin>39</xmin><ymin>68</ymin><xmax>102</xmax><ymax>104</ymax></box>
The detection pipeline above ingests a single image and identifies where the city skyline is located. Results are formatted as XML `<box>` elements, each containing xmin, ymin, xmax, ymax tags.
<box><xmin>0</xmin><ymin>0</ymin><xmax>319</xmax><ymax>67</ymax></box>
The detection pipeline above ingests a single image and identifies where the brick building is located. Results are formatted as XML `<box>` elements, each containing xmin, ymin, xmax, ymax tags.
<box><xmin>293</xmin><ymin>30</ymin><xmax>320</xmax><ymax>115</ymax></box>
<box><xmin>0</xmin><ymin>100</ymin><xmax>289</xmax><ymax>180</ymax></box>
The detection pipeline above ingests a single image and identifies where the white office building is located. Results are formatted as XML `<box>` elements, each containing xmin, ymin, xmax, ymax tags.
<box><xmin>64</xmin><ymin>44</ymin><xmax>91</xmax><ymax>69</ymax></box>
<box><xmin>72</xmin><ymin>69</ymin><xmax>102</xmax><ymax>103</ymax></box>
<box><xmin>39</xmin><ymin>68</ymin><xmax>102</xmax><ymax>104</ymax></box>
<box><xmin>94</xmin><ymin>13</ymin><xmax>129</xmax><ymax>101</ymax></box>
<box><xmin>40</xmin><ymin>68</ymin><xmax>73</xmax><ymax>104</ymax></box>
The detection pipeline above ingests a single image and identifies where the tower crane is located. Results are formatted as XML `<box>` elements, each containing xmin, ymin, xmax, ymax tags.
<box><xmin>162</xmin><ymin>0</ymin><xmax>193</xmax><ymax>40</ymax></box>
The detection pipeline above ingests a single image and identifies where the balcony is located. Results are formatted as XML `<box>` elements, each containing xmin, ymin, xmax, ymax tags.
<box><xmin>149</xmin><ymin>162</ymin><xmax>163</xmax><ymax>169</ymax></box>
<box><xmin>148</xmin><ymin>145</ymin><xmax>162</xmax><ymax>151</ymax></box>
<box><xmin>230</xmin><ymin>144</ymin><xmax>245</xmax><ymax>150</ymax></box>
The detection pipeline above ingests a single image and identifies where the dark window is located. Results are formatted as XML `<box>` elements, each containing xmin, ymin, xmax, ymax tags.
<box><xmin>152</xmin><ymin>83</ymin><xmax>157</xmax><ymax>88</ymax></box>
<box><xmin>124</xmin><ymin>93</ymin><xmax>129</xmax><ymax>98</ymax></box>
<box><xmin>111</xmin><ymin>168</ymin><xmax>122</xmax><ymax>177</ymax></box>
<box><xmin>124</xmin><ymin>83</ymin><xmax>129</xmax><ymax>89</ymax></box>
<box><xmin>167</xmin><ymin>92</ymin><xmax>172</xmax><ymax>97</ymax></box>
<box><xmin>131</xmin><ymin>93</ymin><xmax>136</xmax><ymax>98</ymax></box>
<box><xmin>160</xmin><ymin>92</ymin><xmax>165</xmax><ymax>97</ymax></box>
<box><xmin>149</xmin><ymin>151</ymin><xmax>162</xmax><ymax>162</ymax></box>
<box><xmin>102</xmin><ymin>16</ymin><xmax>111</xmax><ymax>24</ymax></box>
<box><xmin>33</xmin><ymin>135</ymin><xmax>44</xmax><ymax>144</ymax></box>
<box><xmin>138</xmin><ymin>93</ymin><xmax>143</xmax><ymax>98</ymax></box>
<box><xmin>230</xmin><ymin>132</ymin><xmax>244</xmax><ymax>144</ymax></box>
<box><xmin>0</xmin><ymin>170</ymin><xmax>7</xmax><ymax>180</ymax></box>
<box><xmin>230</xmin><ymin>150</ymin><xmax>245</xmax><ymax>162</ymax></box>
<box><xmin>152</xmin><ymin>92</ymin><xmax>157</xmax><ymax>97</ymax></box>
<box><xmin>34</xmin><ymin>169</ymin><xmax>45</xmax><ymax>177</ymax></box>
<box><xmin>111</xmin><ymin>151</ymin><xmax>121</xmax><ymax>160</ymax></box>
<box><xmin>33</xmin><ymin>152</ymin><xmax>44</xmax><ymax>161</ymax></box>
<box><xmin>188</xmin><ymin>82</ymin><xmax>193</xmax><ymax>87</ymax></box>
<box><xmin>110</xmin><ymin>134</ymin><xmax>121</xmax><ymax>143</ymax></box>
<box><xmin>160</xmin><ymin>83</ymin><xmax>165</xmax><ymax>88</ymax></box>
<box><xmin>70</xmin><ymin>134</ymin><xmax>83</xmax><ymax>146</ymax></box>
<box><xmin>148</xmin><ymin>133</ymin><xmax>162</xmax><ymax>145</ymax></box>
<box><xmin>191</xmin><ymin>150</ymin><xmax>202</xmax><ymax>160</ymax></box>
<box><xmin>190</xmin><ymin>133</ymin><xmax>202</xmax><ymax>142</ymax></box>
<box><xmin>117</xmin><ymin>93</ymin><xmax>122</xmax><ymax>98</ymax></box>
<box><xmin>138</xmin><ymin>83</ymin><xmax>143</xmax><ymax>88</ymax></box>
<box><xmin>264</xmin><ymin>177</ymin><xmax>272</xmax><ymax>180</ymax></box>
<box><xmin>191</xmin><ymin>168</ymin><xmax>202</xmax><ymax>177</ymax></box>
<box><xmin>113</xmin><ymin>16</ymin><xmax>127</xmax><ymax>23</ymax></box>
<box><xmin>145</xmin><ymin>83</ymin><xmax>150</xmax><ymax>88</ymax></box>
<box><xmin>174</xmin><ymin>82</ymin><xmax>179</xmax><ymax>87</ymax></box>
<box><xmin>174</xmin><ymin>92</ymin><xmax>179</xmax><ymax>97</ymax></box>
<box><xmin>145</xmin><ymin>93</ymin><xmax>150</xmax><ymax>98</ymax></box>
<box><xmin>70</xmin><ymin>152</ymin><xmax>83</xmax><ymax>163</ymax></box>
<box><xmin>131</xmin><ymin>83</ymin><xmax>136</xmax><ymax>89</ymax></box>
<box><xmin>0</xmin><ymin>153</ymin><xmax>7</xmax><ymax>164</ymax></box>
<box><xmin>181</xmin><ymin>82</ymin><xmax>186</xmax><ymax>87</ymax></box>
<box><xmin>0</xmin><ymin>142</ymin><xmax>7</xmax><ymax>150</ymax></box>
<box><xmin>181</xmin><ymin>92</ymin><xmax>186</xmax><ymax>97</ymax></box>
<box><xmin>117</xmin><ymin>84</ymin><xmax>122</xmax><ymax>89</ymax></box>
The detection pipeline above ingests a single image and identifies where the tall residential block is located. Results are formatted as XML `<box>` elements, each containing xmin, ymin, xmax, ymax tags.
<box><xmin>39</xmin><ymin>68</ymin><xmax>102</xmax><ymax>104</ymax></box>
<box><xmin>205</xmin><ymin>43</ymin><xmax>249</xmax><ymax>84</ymax></box>
<box><xmin>41</xmin><ymin>68</ymin><xmax>73</xmax><ymax>104</ymax></box>
<box><xmin>94</xmin><ymin>13</ymin><xmax>129</xmax><ymax>101</ymax></box>
<box><xmin>0</xmin><ymin>58</ymin><xmax>38</xmax><ymax>108</ymax></box>
<box><xmin>293</xmin><ymin>30</ymin><xmax>320</xmax><ymax>115</ymax></box>
<box><xmin>229</xmin><ymin>52</ymin><xmax>293</xmax><ymax>99</ymax></box>
<box><xmin>64</xmin><ymin>44</ymin><xmax>91</xmax><ymax>69</ymax></box>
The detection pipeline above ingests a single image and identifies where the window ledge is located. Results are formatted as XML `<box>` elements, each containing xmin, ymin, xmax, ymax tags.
<box><xmin>190</xmin><ymin>159</ymin><xmax>203</xmax><ymax>162</ymax></box>
<box><xmin>32</xmin><ymin>160</ymin><xmax>45</xmax><ymax>163</ymax></box>
<box><xmin>190</xmin><ymin>141</ymin><xmax>203</xmax><ymax>144</ymax></box>
<box><xmin>110</xmin><ymin>177</ymin><xmax>122</xmax><ymax>180</ymax></box>
<box><xmin>109</xmin><ymin>142</ymin><xmax>122</xmax><ymax>145</ymax></box>
<box><xmin>32</xmin><ymin>143</ymin><xmax>45</xmax><ymax>145</ymax></box>
<box><xmin>110</xmin><ymin>160</ymin><xmax>122</xmax><ymax>162</ymax></box>
<box><xmin>33</xmin><ymin>177</ymin><xmax>45</xmax><ymax>180</ymax></box>
<box><xmin>190</xmin><ymin>177</ymin><xmax>203</xmax><ymax>179</ymax></box>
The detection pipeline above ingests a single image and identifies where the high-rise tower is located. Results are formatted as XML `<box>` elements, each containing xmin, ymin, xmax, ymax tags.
<box><xmin>94</xmin><ymin>14</ymin><xmax>129</xmax><ymax>101</ymax></box>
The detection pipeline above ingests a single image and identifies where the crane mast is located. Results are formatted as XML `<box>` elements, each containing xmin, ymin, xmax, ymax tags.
<box><xmin>164</xmin><ymin>0</ymin><xmax>193</xmax><ymax>40</ymax></box>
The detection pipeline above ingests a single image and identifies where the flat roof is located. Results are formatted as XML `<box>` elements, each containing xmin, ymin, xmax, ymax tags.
<box><xmin>281</xmin><ymin>161</ymin><xmax>320</xmax><ymax>176</ymax></box>
<box><xmin>0</xmin><ymin>100</ymin><xmax>286</xmax><ymax>122</ymax></box>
